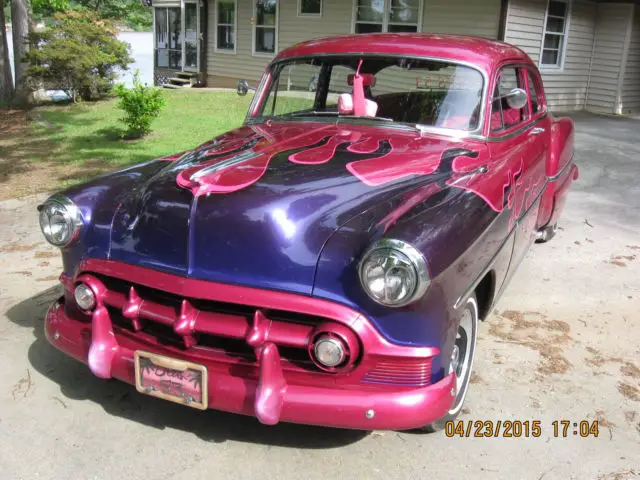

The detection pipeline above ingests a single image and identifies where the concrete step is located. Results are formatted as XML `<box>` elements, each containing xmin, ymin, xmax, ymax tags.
<box><xmin>176</xmin><ymin>72</ymin><xmax>198</xmax><ymax>80</ymax></box>
<box><xmin>161</xmin><ymin>83</ymin><xmax>181</xmax><ymax>89</ymax></box>
<box><xmin>169</xmin><ymin>77</ymin><xmax>192</xmax><ymax>86</ymax></box>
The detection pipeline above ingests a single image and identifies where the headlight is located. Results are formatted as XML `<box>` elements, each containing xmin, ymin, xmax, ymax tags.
<box><xmin>38</xmin><ymin>194</ymin><xmax>83</xmax><ymax>247</ymax></box>
<box><xmin>74</xmin><ymin>283</ymin><xmax>96</xmax><ymax>311</ymax></box>
<box><xmin>358</xmin><ymin>239</ymin><xmax>430</xmax><ymax>307</ymax></box>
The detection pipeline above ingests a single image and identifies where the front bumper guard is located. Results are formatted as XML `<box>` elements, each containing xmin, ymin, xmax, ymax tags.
<box><xmin>46</xmin><ymin>288</ymin><xmax>455</xmax><ymax>430</ymax></box>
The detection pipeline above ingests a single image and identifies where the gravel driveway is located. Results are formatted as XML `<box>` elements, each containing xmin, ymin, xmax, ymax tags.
<box><xmin>0</xmin><ymin>113</ymin><xmax>638</xmax><ymax>480</ymax></box>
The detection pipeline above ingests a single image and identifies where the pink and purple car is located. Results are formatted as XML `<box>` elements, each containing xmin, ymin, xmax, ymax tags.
<box><xmin>38</xmin><ymin>34</ymin><xmax>577</xmax><ymax>431</ymax></box>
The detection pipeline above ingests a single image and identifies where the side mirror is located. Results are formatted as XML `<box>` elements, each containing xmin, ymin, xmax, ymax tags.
<box><xmin>505</xmin><ymin>88</ymin><xmax>528</xmax><ymax>110</ymax></box>
<box><xmin>237</xmin><ymin>80</ymin><xmax>254</xmax><ymax>96</ymax></box>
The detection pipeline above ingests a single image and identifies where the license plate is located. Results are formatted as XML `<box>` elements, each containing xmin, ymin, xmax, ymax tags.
<box><xmin>134</xmin><ymin>351</ymin><xmax>208</xmax><ymax>410</ymax></box>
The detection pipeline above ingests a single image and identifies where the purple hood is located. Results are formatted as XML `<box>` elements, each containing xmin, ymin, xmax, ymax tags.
<box><xmin>73</xmin><ymin>122</ymin><xmax>486</xmax><ymax>295</ymax></box>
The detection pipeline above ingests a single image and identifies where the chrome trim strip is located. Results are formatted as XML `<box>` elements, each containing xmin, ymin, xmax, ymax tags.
<box><xmin>453</xmin><ymin>181</ymin><xmax>546</xmax><ymax>310</ymax></box>
<box><xmin>486</xmin><ymin>113</ymin><xmax>549</xmax><ymax>142</ymax></box>
<box><xmin>247</xmin><ymin>53</ymin><xmax>490</xmax><ymax>140</ymax></box>
<box><xmin>453</xmin><ymin>226</ymin><xmax>515</xmax><ymax>311</ymax></box>
<box><xmin>190</xmin><ymin>151</ymin><xmax>261</xmax><ymax>180</ymax></box>
<box><xmin>546</xmin><ymin>156</ymin><xmax>574</xmax><ymax>181</ymax></box>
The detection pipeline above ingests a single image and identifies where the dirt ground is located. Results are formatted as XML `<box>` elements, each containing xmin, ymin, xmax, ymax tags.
<box><xmin>0</xmin><ymin>113</ymin><xmax>638</xmax><ymax>480</ymax></box>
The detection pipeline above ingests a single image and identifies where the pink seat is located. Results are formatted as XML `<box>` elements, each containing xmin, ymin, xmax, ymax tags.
<box><xmin>338</xmin><ymin>93</ymin><xmax>354</xmax><ymax>114</ymax></box>
<box><xmin>338</xmin><ymin>93</ymin><xmax>378</xmax><ymax>117</ymax></box>
<box><xmin>438</xmin><ymin>115</ymin><xmax>469</xmax><ymax>129</ymax></box>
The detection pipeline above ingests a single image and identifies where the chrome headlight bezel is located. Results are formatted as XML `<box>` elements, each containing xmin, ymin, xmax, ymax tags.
<box><xmin>38</xmin><ymin>194</ymin><xmax>84</xmax><ymax>248</ymax></box>
<box><xmin>358</xmin><ymin>239</ymin><xmax>430</xmax><ymax>308</ymax></box>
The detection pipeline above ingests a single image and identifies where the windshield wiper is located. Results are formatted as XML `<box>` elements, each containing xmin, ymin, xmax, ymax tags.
<box><xmin>337</xmin><ymin>114</ymin><xmax>395</xmax><ymax>122</ymax></box>
<box><xmin>281</xmin><ymin>111</ymin><xmax>340</xmax><ymax>117</ymax></box>
<box><xmin>249</xmin><ymin>112</ymin><xmax>420</xmax><ymax>132</ymax></box>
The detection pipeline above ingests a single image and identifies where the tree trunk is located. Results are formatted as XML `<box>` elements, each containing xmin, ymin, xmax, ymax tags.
<box><xmin>10</xmin><ymin>0</ymin><xmax>30</xmax><ymax>105</ymax></box>
<box><xmin>0</xmin><ymin>0</ymin><xmax>14</xmax><ymax>106</ymax></box>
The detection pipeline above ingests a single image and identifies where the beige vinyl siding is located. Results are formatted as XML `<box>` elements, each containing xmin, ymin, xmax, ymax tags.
<box><xmin>621</xmin><ymin>5</ymin><xmax>640</xmax><ymax>113</ymax></box>
<box><xmin>206</xmin><ymin>0</ymin><xmax>270</xmax><ymax>85</ymax></box>
<box><xmin>278</xmin><ymin>0</ymin><xmax>351</xmax><ymax>48</ymax></box>
<box><xmin>207</xmin><ymin>0</ymin><xmax>352</xmax><ymax>85</ymax></box>
<box><xmin>503</xmin><ymin>0</ymin><xmax>546</xmax><ymax>62</ymax></box>
<box><xmin>585</xmin><ymin>3</ymin><xmax>633</xmax><ymax>113</ymax></box>
<box><xmin>504</xmin><ymin>0</ymin><xmax>598</xmax><ymax>111</ymax></box>
<box><xmin>421</xmin><ymin>0</ymin><xmax>501</xmax><ymax>38</ymax></box>
<box><xmin>206</xmin><ymin>0</ymin><xmax>501</xmax><ymax>86</ymax></box>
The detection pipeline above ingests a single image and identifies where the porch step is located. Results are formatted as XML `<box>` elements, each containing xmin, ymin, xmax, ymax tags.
<box><xmin>161</xmin><ymin>83</ymin><xmax>182</xmax><ymax>90</ymax></box>
<box><xmin>161</xmin><ymin>72</ymin><xmax>200</xmax><ymax>89</ymax></box>
<box><xmin>169</xmin><ymin>77</ymin><xmax>192</xmax><ymax>86</ymax></box>
<box><xmin>176</xmin><ymin>72</ymin><xmax>197</xmax><ymax>80</ymax></box>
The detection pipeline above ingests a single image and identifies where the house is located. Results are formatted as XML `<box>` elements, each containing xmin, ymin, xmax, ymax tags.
<box><xmin>150</xmin><ymin>0</ymin><xmax>640</xmax><ymax>114</ymax></box>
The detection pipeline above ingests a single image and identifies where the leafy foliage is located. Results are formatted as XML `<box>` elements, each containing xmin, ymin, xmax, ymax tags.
<box><xmin>67</xmin><ymin>0</ymin><xmax>152</xmax><ymax>31</ymax></box>
<box><xmin>31</xmin><ymin>0</ymin><xmax>70</xmax><ymax>17</ymax></box>
<box><xmin>24</xmin><ymin>11</ymin><xmax>133</xmax><ymax>102</ymax></box>
<box><xmin>92</xmin><ymin>0</ymin><xmax>152</xmax><ymax>31</ymax></box>
<box><xmin>114</xmin><ymin>70</ymin><xmax>166</xmax><ymax>137</ymax></box>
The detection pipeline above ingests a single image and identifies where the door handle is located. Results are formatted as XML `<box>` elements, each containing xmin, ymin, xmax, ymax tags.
<box><xmin>530</xmin><ymin>127</ymin><xmax>545</xmax><ymax>135</ymax></box>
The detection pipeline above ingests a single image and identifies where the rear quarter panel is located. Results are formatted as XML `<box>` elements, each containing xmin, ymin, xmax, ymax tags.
<box><xmin>537</xmin><ymin>115</ymin><xmax>577</xmax><ymax>228</ymax></box>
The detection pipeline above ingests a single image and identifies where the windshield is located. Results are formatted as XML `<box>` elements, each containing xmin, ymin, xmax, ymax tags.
<box><xmin>253</xmin><ymin>55</ymin><xmax>485</xmax><ymax>131</ymax></box>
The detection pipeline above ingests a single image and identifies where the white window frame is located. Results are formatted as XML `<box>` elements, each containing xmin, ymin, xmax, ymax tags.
<box><xmin>153</xmin><ymin>5</ymin><xmax>183</xmax><ymax>70</ymax></box>
<box><xmin>215</xmin><ymin>0</ymin><xmax>238</xmax><ymax>54</ymax></box>
<box><xmin>252</xmin><ymin>0</ymin><xmax>279</xmax><ymax>57</ymax></box>
<box><xmin>351</xmin><ymin>0</ymin><xmax>423</xmax><ymax>34</ymax></box>
<box><xmin>298</xmin><ymin>0</ymin><xmax>322</xmax><ymax>17</ymax></box>
<box><xmin>539</xmin><ymin>0</ymin><xmax>572</xmax><ymax>71</ymax></box>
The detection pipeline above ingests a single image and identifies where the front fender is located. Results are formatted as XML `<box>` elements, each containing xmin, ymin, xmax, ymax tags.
<box><xmin>53</xmin><ymin>160</ymin><xmax>169</xmax><ymax>277</ymax></box>
<box><xmin>313</xmin><ymin>183</ymin><xmax>504</xmax><ymax>382</ymax></box>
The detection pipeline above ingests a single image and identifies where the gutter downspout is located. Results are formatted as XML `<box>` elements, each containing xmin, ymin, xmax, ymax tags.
<box><xmin>583</xmin><ymin>3</ymin><xmax>599</xmax><ymax>111</ymax></box>
<box><xmin>498</xmin><ymin>0</ymin><xmax>510</xmax><ymax>41</ymax></box>
<box><xmin>614</xmin><ymin>3</ymin><xmax>635</xmax><ymax>115</ymax></box>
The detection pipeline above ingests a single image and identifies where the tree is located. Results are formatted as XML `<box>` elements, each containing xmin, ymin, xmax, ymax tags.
<box><xmin>11</xmin><ymin>0</ymin><xmax>30</xmax><ymax>104</ymax></box>
<box><xmin>24</xmin><ymin>11</ymin><xmax>133</xmax><ymax>102</ymax></box>
<box><xmin>0</xmin><ymin>0</ymin><xmax>13</xmax><ymax>106</ymax></box>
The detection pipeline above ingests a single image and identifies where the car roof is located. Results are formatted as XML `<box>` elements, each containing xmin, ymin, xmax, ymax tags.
<box><xmin>274</xmin><ymin>33</ymin><xmax>534</xmax><ymax>73</ymax></box>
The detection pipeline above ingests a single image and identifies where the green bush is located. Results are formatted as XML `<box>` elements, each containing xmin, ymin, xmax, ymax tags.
<box><xmin>115</xmin><ymin>70</ymin><xmax>166</xmax><ymax>138</ymax></box>
<box><xmin>24</xmin><ymin>11</ymin><xmax>133</xmax><ymax>102</ymax></box>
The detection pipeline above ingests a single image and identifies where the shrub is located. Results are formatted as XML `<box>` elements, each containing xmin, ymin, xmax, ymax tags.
<box><xmin>24</xmin><ymin>11</ymin><xmax>133</xmax><ymax>102</ymax></box>
<box><xmin>114</xmin><ymin>70</ymin><xmax>166</xmax><ymax>138</ymax></box>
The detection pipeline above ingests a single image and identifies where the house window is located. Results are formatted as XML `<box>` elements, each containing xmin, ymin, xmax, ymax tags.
<box><xmin>526</xmin><ymin>70</ymin><xmax>543</xmax><ymax>114</ymax></box>
<box><xmin>254</xmin><ymin>0</ymin><xmax>277</xmax><ymax>55</ymax></box>
<box><xmin>155</xmin><ymin>7</ymin><xmax>182</xmax><ymax>69</ymax></box>
<box><xmin>541</xmin><ymin>0</ymin><xmax>570</xmax><ymax>68</ymax></box>
<box><xmin>216</xmin><ymin>0</ymin><xmax>236</xmax><ymax>51</ymax></box>
<box><xmin>299</xmin><ymin>0</ymin><xmax>321</xmax><ymax>16</ymax></box>
<box><xmin>354</xmin><ymin>0</ymin><xmax>421</xmax><ymax>34</ymax></box>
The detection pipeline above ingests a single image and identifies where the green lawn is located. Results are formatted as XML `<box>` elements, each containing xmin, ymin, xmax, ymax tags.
<box><xmin>0</xmin><ymin>90</ymin><xmax>252</xmax><ymax>197</ymax></box>
<box><xmin>37</xmin><ymin>90</ymin><xmax>252</xmax><ymax>166</ymax></box>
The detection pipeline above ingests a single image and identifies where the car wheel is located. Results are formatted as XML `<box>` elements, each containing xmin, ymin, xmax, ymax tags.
<box><xmin>421</xmin><ymin>294</ymin><xmax>479</xmax><ymax>432</ymax></box>
<box><xmin>535</xmin><ymin>223</ymin><xmax>557</xmax><ymax>243</ymax></box>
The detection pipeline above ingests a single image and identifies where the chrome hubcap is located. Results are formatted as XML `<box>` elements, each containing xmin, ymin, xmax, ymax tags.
<box><xmin>450</xmin><ymin>345</ymin><xmax>460</xmax><ymax>373</ymax></box>
<box><xmin>448</xmin><ymin>300</ymin><xmax>477</xmax><ymax>414</ymax></box>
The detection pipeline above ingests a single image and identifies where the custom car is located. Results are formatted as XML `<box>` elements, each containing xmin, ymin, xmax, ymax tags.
<box><xmin>39</xmin><ymin>33</ymin><xmax>578</xmax><ymax>431</ymax></box>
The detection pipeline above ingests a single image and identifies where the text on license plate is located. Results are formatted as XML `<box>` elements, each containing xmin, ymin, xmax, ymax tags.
<box><xmin>134</xmin><ymin>351</ymin><xmax>208</xmax><ymax>410</ymax></box>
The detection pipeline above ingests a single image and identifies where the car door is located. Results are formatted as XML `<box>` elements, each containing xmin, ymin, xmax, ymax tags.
<box><xmin>487</xmin><ymin>64</ymin><xmax>549</xmax><ymax>273</ymax></box>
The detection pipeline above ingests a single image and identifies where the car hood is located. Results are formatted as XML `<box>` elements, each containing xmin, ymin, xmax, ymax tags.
<box><xmin>105</xmin><ymin>121</ymin><xmax>487</xmax><ymax>295</ymax></box>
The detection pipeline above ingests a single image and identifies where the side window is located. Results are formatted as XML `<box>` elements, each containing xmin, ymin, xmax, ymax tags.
<box><xmin>263</xmin><ymin>63</ymin><xmax>320</xmax><ymax>116</ymax></box>
<box><xmin>527</xmin><ymin>70</ymin><xmax>543</xmax><ymax>115</ymax></box>
<box><xmin>490</xmin><ymin>67</ymin><xmax>529</xmax><ymax>133</ymax></box>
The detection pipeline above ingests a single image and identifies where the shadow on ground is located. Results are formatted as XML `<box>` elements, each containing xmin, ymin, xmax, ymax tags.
<box><xmin>6</xmin><ymin>287</ymin><xmax>368</xmax><ymax>448</ymax></box>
